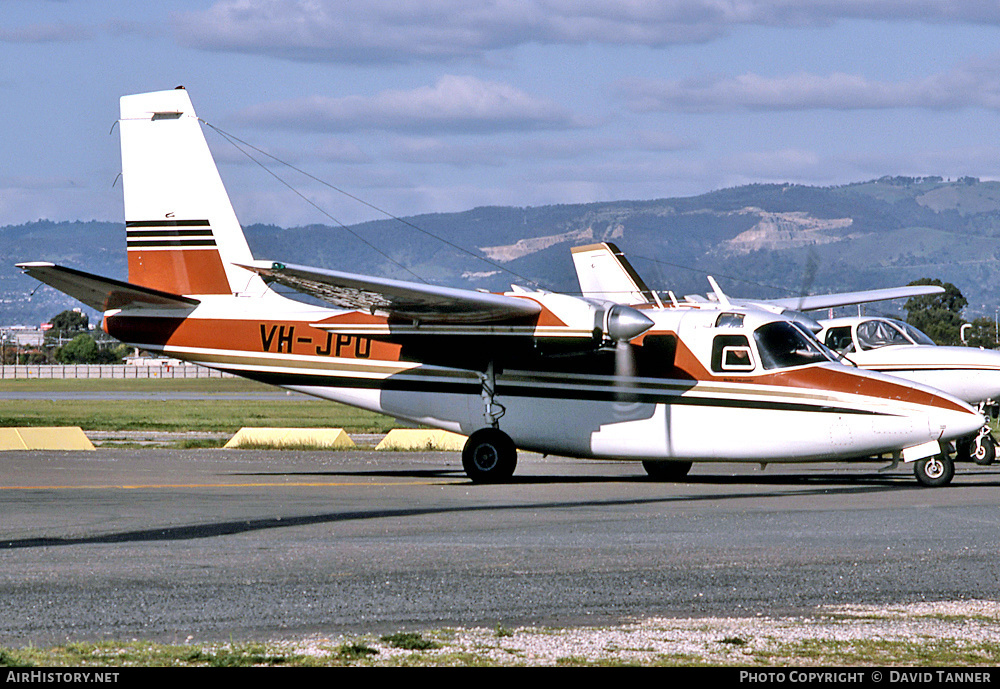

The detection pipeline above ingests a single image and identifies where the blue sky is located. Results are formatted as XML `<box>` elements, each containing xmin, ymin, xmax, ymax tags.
<box><xmin>3</xmin><ymin>1</ymin><xmax>1000</xmax><ymax>229</ymax></box>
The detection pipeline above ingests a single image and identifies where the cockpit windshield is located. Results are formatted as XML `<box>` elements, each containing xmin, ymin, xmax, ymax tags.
<box><xmin>898</xmin><ymin>321</ymin><xmax>936</xmax><ymax>346</ymax></box>
<box><xmin>856</xmin><ymin>319</ymin><xmax>935</xmax><ymax>350</ymax></box>
<box><xmin>754</xmin><ymin>321</ymin><xmax>836</xmax><ymax>370</ymax></box>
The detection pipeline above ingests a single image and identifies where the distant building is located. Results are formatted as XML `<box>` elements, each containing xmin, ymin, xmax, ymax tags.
<box><xmin>1</xmin><ymin>326</ymin><xmax>45</xmax><ymax>347</ymax></box>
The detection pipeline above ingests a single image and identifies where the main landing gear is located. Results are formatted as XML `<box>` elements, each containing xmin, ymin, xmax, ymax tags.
<box><xmin>462</xmin><ymin>361</ymin><xmax>517</xmax><ymax>483</ymax></box>
<box><xmin>462</xmin><ymin>427</ymin><xmax>517</xmax><ymax>483</ymax></box>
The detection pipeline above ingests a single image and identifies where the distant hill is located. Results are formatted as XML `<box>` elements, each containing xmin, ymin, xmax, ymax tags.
<box><xmin>5</xmin><ymin>176</ymin><xmax>1000</xmax><ymax>325</ymax></box>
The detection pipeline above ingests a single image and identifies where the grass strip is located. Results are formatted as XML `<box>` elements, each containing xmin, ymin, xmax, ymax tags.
<box><xmin>0</xmin><ymin>398</ymin><xmax>396</xmax><ymax>433</ymax></box>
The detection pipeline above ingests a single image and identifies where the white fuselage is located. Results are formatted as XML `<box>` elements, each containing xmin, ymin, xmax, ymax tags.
<box><xmin>105</xmin><ymin>295</ymin><xmax>985</xmax><ymax>464</ymax></box>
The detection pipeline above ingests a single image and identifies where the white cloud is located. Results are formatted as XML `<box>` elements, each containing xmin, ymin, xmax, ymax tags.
<box><xmin>234</xmin><ymin>75</ymin><xmax>576</xmax><ymax>133</ymax></box>
<box><xmin>620</xmin><ymin>55</ymin><xmax>1000</xmax><ymax>112</ymax></box>
<box><xmin>173</xmin><ymin>0</ymin><xmax>718</xmax><ymax>62</ymax></box>
<box><xmin>174</xmin><ymin>1</ymin><xmax>1000</xmax><ymax>63</ymax></box>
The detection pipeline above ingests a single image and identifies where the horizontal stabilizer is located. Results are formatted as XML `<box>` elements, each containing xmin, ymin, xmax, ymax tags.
<box><xmin>17</xmin><ymin>262</ymin><xmax>200</xmax><ymax>312</ymax></box>
<box><xmin>239</xmin><ymin>261</ymin><xmax>541</xmax><ymax>324</ymax></box>
<box><xmin>759</xmin><ymin>285</ymin><xmax>946</xmax><ymax>312</ymax></box>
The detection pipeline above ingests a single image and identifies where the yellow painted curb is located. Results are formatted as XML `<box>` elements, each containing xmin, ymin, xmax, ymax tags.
<box><xmin>224</xmin><ymin>427</ymin><xmax>356</xmax><ymax>449</ymax></box>
<box><xmin>375</xmin><ymin>429</ymin><xmax>467</xmax><ymax>451</ymax></box>
<box><xmin>0</xmin><ymin>427</ymin><xmax>95</xmax><ymax>451</ymax></box>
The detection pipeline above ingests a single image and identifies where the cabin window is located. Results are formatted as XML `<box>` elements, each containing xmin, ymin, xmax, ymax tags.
<box><xmin>721</xmin><ymin>346</ymin><xmax>755</xmax><ymax>371</ymax></box>
<box><xmin>824</xmin><ymin>326</ymin><xmax>853</xmax><ymax>352</ymax></box>
<box><xmin>754</xmin><ymin>321</ymin><xmax>833</xmax><ymax>370</ymax></box>
<box><xmin>711</xmin><ymin>334</ymin><xmax>754</xmax><ymax>372</ymax></box>
<box><xmin>715</xmin><ymin>312</ymin><xmax>745</xmax><ymax>328</ymax></box>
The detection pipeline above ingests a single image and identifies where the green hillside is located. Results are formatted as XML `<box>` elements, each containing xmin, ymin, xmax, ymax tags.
<box><xmin>5</xmin><ymin>176</ymin><xmax>1000</xmax><ymax>325</ymax></box>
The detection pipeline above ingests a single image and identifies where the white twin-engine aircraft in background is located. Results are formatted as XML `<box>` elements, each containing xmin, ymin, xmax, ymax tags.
<box><xmin>17</xmin><ymin>88</ymin><xmax>985</xmax><ymax>487</ymax></box>
<box><xmin>817</xmin><ymin>316</ymin><xmax>1000</xmax><ymax>465</ymax></box>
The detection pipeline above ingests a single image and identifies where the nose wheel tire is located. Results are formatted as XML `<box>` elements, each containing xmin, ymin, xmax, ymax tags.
<box><xmin>956</xmin><ymin>433</ymin><xmax>996</xmax><ymax>466</ymax></box>
<box><xmin>971</xmin><ymin>435</ymin><xmax>996</xmax><ymax>466</ymax></box>
<box><xmin>462</xmin><ymin>428</ymin><xmax>517</xmax><ymax>483</ymax></box>
<box><xmin>914</xmin><ymin>452</ymin><xmax>954</xmax><ymax>487</ymax></box>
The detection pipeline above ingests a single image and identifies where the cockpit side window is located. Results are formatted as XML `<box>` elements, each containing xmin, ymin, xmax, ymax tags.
<box><xmin>754</xmin><ymin>321</ymin><xmax>834</xmax><ymax>370</ymax></box>
<box><xmin>711</xmin><ymin>334</ymin><xmax>754</xmax><ymax>373</ymax></box>
<box><xmin>824</xmin><ymin>326</ymin><xmax>853</xmax><ymax>352</ymax></box>
<box><xmin>856</xmin><ymin>319</ymin><xmax>911</xmax><ymax>350</ymax></box>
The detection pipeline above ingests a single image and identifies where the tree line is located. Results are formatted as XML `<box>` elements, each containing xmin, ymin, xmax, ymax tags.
<box><xmin>905</xmin><ymin>278</ymin><xmax>997</xmax><ymax>348</ymax></box>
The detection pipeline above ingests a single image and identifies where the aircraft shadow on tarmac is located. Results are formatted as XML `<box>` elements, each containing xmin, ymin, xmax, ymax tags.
<box><xmin>3</xmin><ymin>467</ymin><xmax>997</xmax><ymax>551</ymax></box>
<box><xmin>0</xmin><ymin>472</ymin><xmax>998</xmax><ymax>550</ymax></box>
<box><xmin>0</xmin><ymin>485</ymin><xmax>885</xmax><ymax>551</ymax></box>
<box><xmin>234</xmin><ymin>464</ymin><xmax>1000</xmax><ymax>488</ymax></box>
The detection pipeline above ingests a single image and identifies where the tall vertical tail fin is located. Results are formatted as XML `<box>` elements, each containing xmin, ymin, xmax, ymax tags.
<box><xmin>119</xmin><ymin>87</ymin><xmax>265</xmax><ymax>297</ymax></box>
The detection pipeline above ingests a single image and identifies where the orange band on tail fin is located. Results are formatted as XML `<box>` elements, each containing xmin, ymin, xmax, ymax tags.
<box><xmin>126</xmin><ymin>219</ymin><xmax>231</xmax><ymax>294</ymax></box>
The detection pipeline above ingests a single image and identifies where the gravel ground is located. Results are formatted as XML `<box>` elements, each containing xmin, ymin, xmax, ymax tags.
<box><xmin>282</xmin><ymin>600</ymin><xmax>1000</xmax><ymax>666</ymax></box>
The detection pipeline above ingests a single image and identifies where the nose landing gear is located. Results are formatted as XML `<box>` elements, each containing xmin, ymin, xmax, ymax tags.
<box><xmin>955</xmin><ymin>424</ymin><xmax>996</xmax><ymax>467</ymax></box>
<box><xmin>914</xmin><ymin>448</ymin><xmax>955</xmax><ymax>488</ymax></box>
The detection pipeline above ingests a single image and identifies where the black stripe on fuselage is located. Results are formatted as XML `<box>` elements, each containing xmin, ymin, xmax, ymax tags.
<box><xmin>226</xmin><ymin>368</ymin><xmax>889</xmax><ymax>416</ymax></box>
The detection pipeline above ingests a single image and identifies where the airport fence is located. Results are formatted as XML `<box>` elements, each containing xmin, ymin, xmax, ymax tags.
<box><xmin>0</xmin><ymin>364</ymin><xmax>233</xmax><ymax>379</ymax></box>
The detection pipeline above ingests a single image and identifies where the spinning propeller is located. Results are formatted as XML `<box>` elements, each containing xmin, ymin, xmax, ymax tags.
<box><xmin>599</xmin><ymin>303</ymin><xmax>654</xmax><ymax>403</ymax></box>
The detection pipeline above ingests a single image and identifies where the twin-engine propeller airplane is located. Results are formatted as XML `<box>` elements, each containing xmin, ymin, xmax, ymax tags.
<box><xmin>16</xmin><ymin>88</ymin><xmax>985</xmax><ymax>487</ymax></box>
<box><xmin>818</xmin><ymin>316</ymin><xmax>1000</xmax><ymax>465</ymax></box>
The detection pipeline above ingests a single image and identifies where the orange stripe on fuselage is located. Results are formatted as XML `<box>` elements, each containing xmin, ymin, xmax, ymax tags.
<box><xmin>104</xmin><ymin>313</ymin><xmax>971</xmax><ymax>414</ymax></box>
<box><xmin>666</xmin><ymin>331</ymin><xmax>970</xmax><ymax>414</ymax></box>
<box><xmin>105</xmin><ymin>314</ymin><xmax>403</xmax><ymax>361</ymax></box>
<box><xmin>128</xmin><ymin>249</ymin><xmax>231</xmax><ymax>295</ymax></box>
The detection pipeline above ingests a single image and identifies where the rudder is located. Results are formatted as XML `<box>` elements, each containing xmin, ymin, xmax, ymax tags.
<box><xmin>570</xmin><ymin>242</ymin><xmax>654</xmax><ymax>305</ymax></box>
<box><xmin>119</xmin><ymin>87</ymin><xmax>265</xmax><ymax>297</ymax></box>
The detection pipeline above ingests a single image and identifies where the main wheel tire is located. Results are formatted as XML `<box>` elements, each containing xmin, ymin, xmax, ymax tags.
<box><xmin>462</xmin><ymin>428</ymin><xmax>517</xmax><ymax>483</ymax></box>
<box><xmin>642</xmin><ymin>460</ymin><xmax>693</xmax><ymax>481</ymax></box>
<box><xmin>914</xmin><ymin>452</ymin><xmax>954</xmax><ymax>488</ymax></box>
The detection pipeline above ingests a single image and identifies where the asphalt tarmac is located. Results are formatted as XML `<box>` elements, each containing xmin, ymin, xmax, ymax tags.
<box><xmin>2</xmin><ymin>448</ymin><xmax>1000</xmax><ymax>646</ymax></box>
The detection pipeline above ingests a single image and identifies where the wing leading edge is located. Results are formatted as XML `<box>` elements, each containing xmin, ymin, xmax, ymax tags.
<box><xmin>239</xmin><ymin>261</ymin><xmax>542</xmax><ymax>324</ymax></box>
<box><xmin>759</xmin><ymin>285</ymin><xmax>946</xmax><ymax>312</ymax></box>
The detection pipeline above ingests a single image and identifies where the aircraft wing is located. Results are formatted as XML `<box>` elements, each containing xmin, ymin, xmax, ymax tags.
<box><xmin>17</xmin><ymin>262</ymin><xmax>200</xmax><ymax>311</ymax></box>
<box><xmin>758</xmin><ymin>285</ymin><xmax>946</xmax><ymax>312</ymax></box>
<box><xmin>239</xmin><ymin>261</ymin><xmax>542</xmax><ymax>324</ymax></box>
